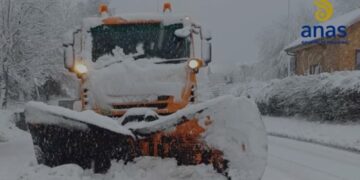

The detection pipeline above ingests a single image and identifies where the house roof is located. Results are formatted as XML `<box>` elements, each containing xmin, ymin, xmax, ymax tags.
<box><xmin>285</xmin><ymin>8</ymin><xmax>360</xmax><ymax>53</ymax></box>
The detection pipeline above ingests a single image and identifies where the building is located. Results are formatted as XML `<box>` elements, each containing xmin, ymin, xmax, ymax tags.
<box><xmin>285</xmin><ymin>9</ymin><xmax>360</xmax><ymax>75</ymax></box>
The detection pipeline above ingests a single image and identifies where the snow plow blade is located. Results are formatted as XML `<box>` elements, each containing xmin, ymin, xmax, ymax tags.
<box><xmin>25</xmin><ymin>96</ymin><xmax>267</xmax><ymax>180</ymax></box>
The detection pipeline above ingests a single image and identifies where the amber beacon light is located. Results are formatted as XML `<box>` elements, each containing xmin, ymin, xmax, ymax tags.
<box><xmin>99</xmin><ymin>4</ymin><xmax>109</xmax><ymax>14</ymax></box>
<box><xmin>163</xmin><ymin>2</ymin><xmax>172</xmax><ymax>12</ymax></box>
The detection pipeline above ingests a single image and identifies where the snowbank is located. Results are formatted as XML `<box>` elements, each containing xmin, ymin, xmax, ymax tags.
<box><xmin>256</xmin><ymin>71</ymin><xmax>360</xmax><ymax>121</ymax></box>
<box><xmin>212</xmin><ymin>71</ymin><xmax>360</xmax><ymax>121</ymax></box>
<box><xmin>0</xmin><ymin>109</ymin><xmax>26</xmax><ymax>142</ymax></box>
<box><xmin>19</xmin><ymin>157</ymin><xmax>226</xmax><ymax>180</ymax></box>
<box><xmin>201</xmin><ymin>96</ymin><xmax>267</xmax><ymax>180</ymax></box>
<box><xmin>0</xmin><ymin>109</ymin><xmax>36</xmax><ymax>180</ymax></box>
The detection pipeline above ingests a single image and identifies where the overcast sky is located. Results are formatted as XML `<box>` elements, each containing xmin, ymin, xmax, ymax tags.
<box><xmin>110</xmin><ymin>0</ymin><xmax>314</xmax><ymax>65</ymax></box>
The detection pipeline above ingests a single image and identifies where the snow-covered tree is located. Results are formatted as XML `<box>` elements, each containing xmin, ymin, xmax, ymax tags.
<box><xmin>0</xmin><ymin>0</ymin><xmax>108</xmax><ymax>107</ymax></box>
<box><xmin>0</xmin><ymin>0</ymin><xmax>46</xmax><ymax>107</ymax></box>
<box><xmin>229</xmin><ymin>2</ymin><xmax>315</xmax><ymax>83</ymax></box>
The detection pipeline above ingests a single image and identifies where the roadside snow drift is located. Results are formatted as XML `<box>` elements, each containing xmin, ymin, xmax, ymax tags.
<box><xmin>199</xmin><ymin>96</ymin><xmax>268</xmax><ymax>180</ymax></box>
<box><xmin>219</xmin><ymin>71</ymin><xmax>360</xmax><ymax>121</ymax></box>
<box><xmin>0</xmin><ymin>109</ymin><xmax>26</xmax><ymax>142</ymax></box>
<box><xmin>257</xmin><ymin>71</ymin><xmax>360</xmax><ymax>120</ymax></box>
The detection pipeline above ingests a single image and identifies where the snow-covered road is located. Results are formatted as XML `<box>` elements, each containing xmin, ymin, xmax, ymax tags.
<box><xmin>263</xmin><ymin>136</ymin><xmax>360</xmax><ymax>180</ymax></box>
<box><xmin>2</xmin><ymin>135</ymin><xmax>359</xmax><ymax>180</ymax></box>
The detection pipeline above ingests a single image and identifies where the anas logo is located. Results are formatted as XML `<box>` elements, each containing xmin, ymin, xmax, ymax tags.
<box><xmin>314</xmin><ymin>0</ymin><xmax>334</xmax><ymax>22</ymax></box>
<box><xmin>300</xmin><ymin>0</ymin><xmax>348</xmax><ymax>45</ymax></box>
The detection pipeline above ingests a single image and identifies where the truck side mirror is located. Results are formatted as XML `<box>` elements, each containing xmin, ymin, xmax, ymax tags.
<box><xmin>202</xmin><ymin>41</ymin><xmax>212</xmax><ymax>65</ymax></box>
<box><xmin>63</xmin><ymin>44</ymin><xmax>74</xmax><ymax>70</ymax></box>
<box><xmin>202</xmin><ymin>31</ymin><xmax>212</xmax><ymax>65</ymax></box>
<box><xmin>63</xmin><ymin>29</ymin><xmax>81</xmax><ymax>70</ymax></box>
<box><xmin>175</xmin><ymin>27</ymin><xmax>191</xmax><ymax>38</ymax></box>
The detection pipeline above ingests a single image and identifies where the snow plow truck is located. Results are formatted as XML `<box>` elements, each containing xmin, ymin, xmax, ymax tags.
<box><xmin>25</xmin><ymin>3</ymin><xmax>267</xmax><ymax>180</ymax></box>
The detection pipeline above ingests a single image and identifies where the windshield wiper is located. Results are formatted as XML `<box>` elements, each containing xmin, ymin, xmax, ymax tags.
<box><xmin>155</xmin><ymin>58</ymin><xmax>188</xmax><ymax>64</ymax></box>
<box><xmin>96</xmin><ymin>58</ymin><xmax>188</xmax><ymax>69</ymax></box>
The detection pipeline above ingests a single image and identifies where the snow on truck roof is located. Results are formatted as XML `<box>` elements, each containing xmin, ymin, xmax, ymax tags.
<box><xmin>83</xmin><ymin>13</ymin><xmax>188</xmax><ymax>29</ymax></box>
<box><xmin>115</xmin><ymin>13</ymin><xmax>186</xmax><ymax>22</ymax></box>
<box><xmin>285</xmin><ymin>8</ymin><xmax>360</xmax><ymax>53</ymax></box>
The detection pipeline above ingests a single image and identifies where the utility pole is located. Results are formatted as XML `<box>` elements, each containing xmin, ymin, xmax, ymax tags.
<box><xmin>1</xmin><ymin>0</ymin><xmax>11</xmax><ymax>109</ymax></box>
<box><xmin>287</xmin><ymin>0</ymin><xmax>292</xmax><ymax>77</ymax></box>
<box><xmin>157</xmin><ymin>0</ymin><xmax>161</xmax><ymax>12</ymax></box>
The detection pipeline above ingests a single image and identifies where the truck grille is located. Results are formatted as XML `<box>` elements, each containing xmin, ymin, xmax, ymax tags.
<box><xmin>112</xmin><ymin>96</ymin><xmax>171</xmax><ymax>110</ymax></box>
<box><xmin>112</xmin><ymin>103</ymin><xmax>168</xmax><ymax>110</ymax></box>
<box><xmin>110</xmin><ymin>95</ymin><xmax>171</xmax><ymax>104</ymax></box>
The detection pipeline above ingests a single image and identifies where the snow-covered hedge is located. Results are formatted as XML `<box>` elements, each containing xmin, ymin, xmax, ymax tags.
<box><xmin>255</xmin><ymin>71</ymin><xmax>360</xmax><ymax>121</ymax></box>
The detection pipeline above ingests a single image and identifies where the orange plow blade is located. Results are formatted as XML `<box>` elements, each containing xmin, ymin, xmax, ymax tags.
<box><xmin>25</xmin><ymin>96</ymin><xmax>267</xmax><ymax>180</ymax></box>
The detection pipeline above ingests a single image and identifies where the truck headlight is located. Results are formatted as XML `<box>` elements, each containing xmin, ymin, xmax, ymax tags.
<box><xmin>74</xmin><ymin>63</ymin><xmax>88</xmax><ymax>75</ymax></box>
<box><xmin>188</xmin><ymin>59</ymin><xmax>201</xmax><ymax>69</ymax></box>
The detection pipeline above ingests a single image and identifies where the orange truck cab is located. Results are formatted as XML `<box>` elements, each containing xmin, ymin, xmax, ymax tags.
<box><xmin>63</xmin><ymin>4</ymin><xmax>212</xmax><ymax>118</ymax></box>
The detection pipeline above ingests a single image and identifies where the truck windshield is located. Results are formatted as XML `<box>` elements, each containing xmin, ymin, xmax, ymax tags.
<box><xmin>90</xmin><ymin>23</ymin><xmax>190</xmax><ymax>62</ymax></box>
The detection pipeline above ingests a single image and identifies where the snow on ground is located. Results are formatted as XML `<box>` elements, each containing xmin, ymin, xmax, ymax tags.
<box><xmin>264</xmin><ymin>116</ymin><xmax>360</xmax><ymax>152</ymax></box>
<box><xmin>0</xmin><ymin>109</ymin><xmax>36</xmax><ymax>180</ymax></box>
<box><xmin>1</xmin><ymin>136</ymin><xmax>225</xmax><ymax>180</ymax></box>
<box><xmin>20</xmin><ymin>158</ymin><xmax>225</xmax><ymax>180</ymax></box>
<box><xmin>0</xmin><ymin>109</ymin><xmax>26</xmax><ymax>142</ymax></box>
